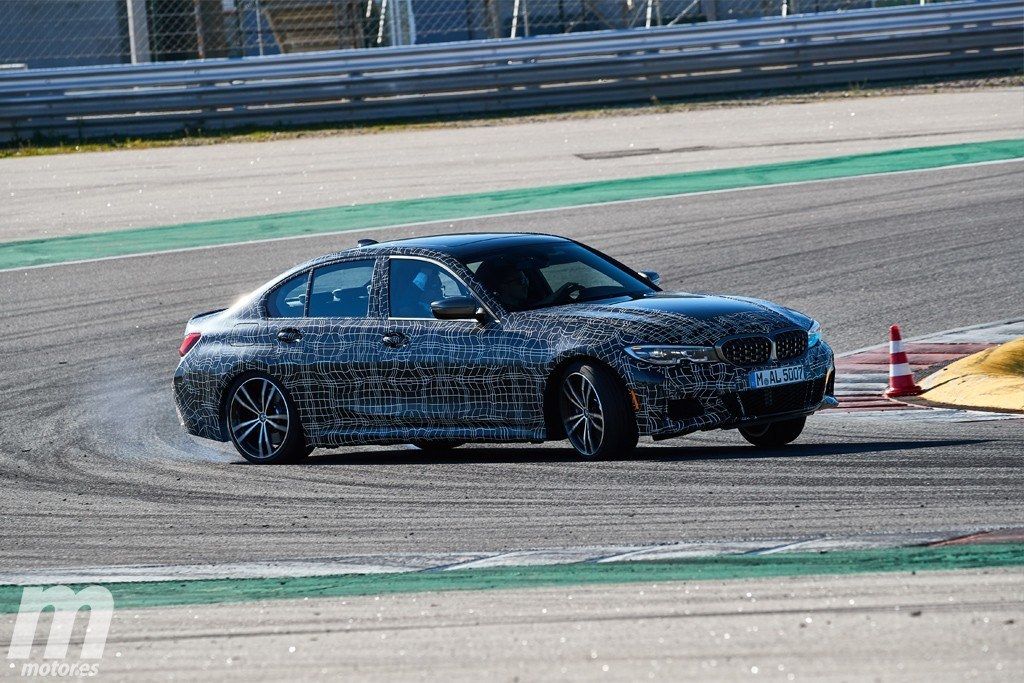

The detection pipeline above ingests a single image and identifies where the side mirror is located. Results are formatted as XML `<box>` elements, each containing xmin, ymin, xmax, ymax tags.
<box><xmin>640</xmin><ymin>270</ymin><xmax>661</xmax><ymax>286</ymax></box>
<box><xmin>431</xmin><ymin>296</ymin><xmax>487</xmax><ymax>323</ymax></box>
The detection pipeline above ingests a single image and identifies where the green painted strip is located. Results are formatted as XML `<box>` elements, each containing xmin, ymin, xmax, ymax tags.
<box><xmin>2</xmin><ymin>138</ymin><xmax>1022</xmax><ymax>271</ymax></box>
<box><xmin>0</xmin><ymin>544</ymin><xmax>1020</xmax><ymax>613</ymax></box>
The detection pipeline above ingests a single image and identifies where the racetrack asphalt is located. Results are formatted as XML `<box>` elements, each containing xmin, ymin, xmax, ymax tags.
<box><xmin>0</xmin><ymin>160</ymin><xmax>1021</xmax><ymax>571</ymax></box>
<box><xmin>2</xmin><ymin>89</ymin><xmax>1021</xmax><ymax>241</ymax></box>
<box><xmin>4</xmin><ymin>568</ymin><xmax>1016</xmax><ymax>680</ymax></box>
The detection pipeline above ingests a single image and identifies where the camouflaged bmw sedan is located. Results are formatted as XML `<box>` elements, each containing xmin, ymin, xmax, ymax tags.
<box><xmin>173</xmin><ymin>233</ymin><xmax>836</xmax><ymax>463</ymax></box>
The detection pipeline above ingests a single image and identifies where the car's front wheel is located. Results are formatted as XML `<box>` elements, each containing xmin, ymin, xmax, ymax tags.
<box><xmin>738</xmin><ymin>416</ymin><xmax>806</xmax><ymax>447</ymax></box>
<box><xmin>225</xmin><ymin>374</ymin><xmax>308</xmax><ymax>464</ymax></box>
<box><xmin>559</xmin><ymin>361</ymin><xmax>638</xmax><ymax>460</ymax></box>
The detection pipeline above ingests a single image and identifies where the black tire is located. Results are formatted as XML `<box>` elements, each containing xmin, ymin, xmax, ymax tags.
<box><xmin>410</xmin><ymin>440</ymin><xmax>464</xmax><ymax>451</ymax></box>
<box><xmin>224</xmin><ymin>373</ymin><xmax>308</xmax><ymax>464</ymax></box>
<box><xmin>558</xmin><ymin>361</ymin><xmax>638</xmax><ymax>460</ymax></box>
<box><xmin>738</xmin><ymin>416</ymin><xmax>806</xmax><ymax>448</ymax></box>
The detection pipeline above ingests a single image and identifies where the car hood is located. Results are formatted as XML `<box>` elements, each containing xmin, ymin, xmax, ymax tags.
<box><xmin>522</xmin><ymin>292</ymin><xmax>805</xmax><ymax>346</ymax></box>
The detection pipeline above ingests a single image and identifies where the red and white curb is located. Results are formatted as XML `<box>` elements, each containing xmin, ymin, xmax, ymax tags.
<box><xmin>825</xmin><ymin>318</ymin><xmax>1024</xmax><ymax>422</ymax></box>
<box><xmin>1</xmin><ymin>527</ymin><xmax>1020</xmax><ymax>586</ymax></box>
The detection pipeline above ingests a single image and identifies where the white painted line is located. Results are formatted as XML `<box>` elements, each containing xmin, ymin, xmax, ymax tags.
<box><xmin>824</xmin><ymin>408</ymin><xmax>1022</xmax><ymax>422</ymax></box>
<box><xmin>836</xmin><ymin>373</ymin><xmax>890</xmax><ymax>382</ymax></box>
<box><xmin>1</xmin><ymin>157</ymin><xmax>1020</xmax><ymax>275</ymax></box>
<box><xmin>915</xmin><ymin>331</ymin><xmax>1024</xmax><ymax>344</ymax></box>
<box><xmin>747</xmin><ymin>539</ymin><xmax>824</xmax><ymax>555</ymax></box>
<box><xmin>840</xmin><ymin>318</ymin><xmax>1024</xmax><ymax>356</ymax></box>
<box><xmin>833</xmin><ymin>386</ymin><xmax>887</xmax><ymax>394</ymax></box>
<box><xmin>597</xmin><ymin>541</ymin><xmax>774</xmax><ymax>562</ymax></box>
<box><xmin>441</xmin><ymin>547</ymin><xmax>639</xmax><ymax>571</ymax></box>
<box><xmin>913</xmin><ymin>320</ymin><xmax>1024</xmax><ymax>344</ymax></box>
<box><xmin>0</xmin><ymin>553</ymin><xmax>492</xmax><ymax>586</ymax></box>
<box><xmin>0</xmin><ymin>528</ymin><xmax>1006</xmax><ymax>585</ymax></box>
<box><xmin>834</xmin><ymin>386</ymin><xmax>889</xmax><ymax>394</ymax></box>
<box><xmin>764</xmin><ymin>531</ymin><xmax>978</xmax><ymax>553</ymax></box>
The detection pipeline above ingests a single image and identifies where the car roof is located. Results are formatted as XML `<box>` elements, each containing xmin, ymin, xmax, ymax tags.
<box><xmin>276</xmin><ymin>233</ymin><xmax>573</xmax><ymax>284</ymax></box>
<box><xmin>353</xmin><ymin>232</ymin><xmax>569</xmax><ymax>258</ymax></box>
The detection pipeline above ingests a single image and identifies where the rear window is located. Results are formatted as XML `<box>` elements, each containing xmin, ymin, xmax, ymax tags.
<box><xmin>308</xmin><ymin>260</ymin><xmax>375</xmax><ymax>318</ymax></box>
<box><xmin>266</xmin><ymin>273</ymin><xmax>308</xmax><ymax>318</ymax></box>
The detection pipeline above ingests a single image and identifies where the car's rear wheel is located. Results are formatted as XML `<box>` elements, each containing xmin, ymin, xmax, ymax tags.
<box><xmin>225</xmin><ymin>374</ymin><xmax>307</xmax><ymax>464</ymax></box>
<box><xmin>738</xmin><ymin>416</ymin><xmax>806</xmax><ymax>447</ymax></box>
<box><xmin>559</xmin><ymin>361</ymin><xmax>638</xmax><ymax>460</ymax></box>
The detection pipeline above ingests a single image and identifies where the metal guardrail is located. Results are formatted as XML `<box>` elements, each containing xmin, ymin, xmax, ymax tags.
<box><xmin>0</xmin><ymin>1</ymin><xmax>1020</xmax><ymax>143</ymax></box>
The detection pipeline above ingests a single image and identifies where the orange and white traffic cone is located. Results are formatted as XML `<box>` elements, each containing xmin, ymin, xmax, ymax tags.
<box><xmin>884</xmin><ymin>324</ymin><xmax>923</xmax><ymax>398</ymax></box>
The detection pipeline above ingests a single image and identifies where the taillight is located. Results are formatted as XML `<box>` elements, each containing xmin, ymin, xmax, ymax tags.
<box><xmin>179</xmin><ymin>332</ymin><xmax>202</xmax><ymax>357</ymax></box>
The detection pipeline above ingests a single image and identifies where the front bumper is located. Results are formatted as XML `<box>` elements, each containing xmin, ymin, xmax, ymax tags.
<box><xmin>625</xmin><ymin>341</ymin><xmax>835</xmax><ymax>438</ymax></box>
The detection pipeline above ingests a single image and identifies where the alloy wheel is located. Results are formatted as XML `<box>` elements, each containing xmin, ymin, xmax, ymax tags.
<box><xmin>228</xmin><ymin>377</ymin><xmax>290</xmax><ymax>461</ymax></box>
<box><xmin>561</xmin><ymin>371</ymin><xmax>605</xmax><ymax>457</ymax></box>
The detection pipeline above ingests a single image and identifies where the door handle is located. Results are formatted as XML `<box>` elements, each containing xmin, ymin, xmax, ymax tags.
<box><xmin>277</xmin><ymin>327</ymin><xmax>303</xmax><ymax>343</ymax></box>
<box><xmin>381</xmin><ymin>332</ymin><xmax>409</xmax><ymax>349</ymax></box>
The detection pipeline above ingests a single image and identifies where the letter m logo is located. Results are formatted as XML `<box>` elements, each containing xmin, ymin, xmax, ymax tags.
<box><xmin>7</xmin><ymin>586</ymin><xmax>113</xmax><ymax>660</ymax></box>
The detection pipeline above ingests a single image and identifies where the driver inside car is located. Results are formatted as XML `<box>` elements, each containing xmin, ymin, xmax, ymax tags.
<box><xmin>413</xmin><ymin>267</ymin><xmax>444</xmax><ymax>311</ymax></box>
<box><xmin>477</xmin><ymin>260</ymin><xmax>532</xmax><ymax>309</ymax></box>
<box><xmin>477</xmin><ymin>257</ymin><xmax>584</xmax><ymax>311</ymax></box>
<box><xmin>497</xmin><ymin>266</ymin><xmax>532</xmax><ymax>309</ymax></box>
<box><xmin>391</xmin><ymin>262</ymin><xmax>447</xmax><ymax>317</ymax></box>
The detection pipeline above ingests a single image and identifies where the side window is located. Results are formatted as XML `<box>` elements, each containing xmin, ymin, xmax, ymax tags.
<box><xmin>266</xmin><ymin>273</ymin><xmax>308</xmax><ymax>318</ymax></box>
<box><xmin>308</xmin><ymin>260</ymin><xmax>375</xmax><ymax>318</ymax></box>
<box><xmin>389</xmin><ymin>259</ymin><xmax>470</xmax><ymax>318</ymax></box>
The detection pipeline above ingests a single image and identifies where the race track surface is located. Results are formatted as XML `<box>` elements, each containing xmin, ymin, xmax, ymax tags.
<box><xmin>1</xmin><ymin>161</ymin><xmax>1022</xmax><ymax>570</ymax></box>
<box><xmin>2</xmin><ymin>89</ymin><xmax>1021</xmax><ymax>241</ymax></box>
<box><xmin>5</xmin><ymin>569</ymin><xmax>1018</xmax><ymax>680</ymax></box>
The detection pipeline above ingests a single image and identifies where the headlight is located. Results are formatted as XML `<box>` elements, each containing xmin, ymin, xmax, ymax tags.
<box><xmin>625</xmin><ymin>345</ymin><xmax>718</xmax><ymax>365</ymax></box>
<box><xmin>808</xmin><ymin>321</ymin><xmax>822</xmax><ymax>348</ymax></box>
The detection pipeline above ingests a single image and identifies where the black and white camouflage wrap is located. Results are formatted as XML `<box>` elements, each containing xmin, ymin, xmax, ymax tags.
<box><xmin>173</xmin><ymin>239</ymin><xmax>834</xmax><ymax>447</ymax></box>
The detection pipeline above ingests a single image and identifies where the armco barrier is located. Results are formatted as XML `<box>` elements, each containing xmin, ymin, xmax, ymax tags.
<box><xmin>0</xmin><ymin>1</ymin><xmax>1020</xmax><ymax>143</ymax></box>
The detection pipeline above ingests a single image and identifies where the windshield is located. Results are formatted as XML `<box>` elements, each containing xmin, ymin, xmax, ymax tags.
<box><xmin>462</xmin><ymin>241</ymin><xmax>656</xmax><ymax>312</ymax></box>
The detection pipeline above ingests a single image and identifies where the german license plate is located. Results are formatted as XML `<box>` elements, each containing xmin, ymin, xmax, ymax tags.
<box><xmin>749</xmin><ymin>365</ymin><xmax>805</xmax><ymax>389</ymax></box>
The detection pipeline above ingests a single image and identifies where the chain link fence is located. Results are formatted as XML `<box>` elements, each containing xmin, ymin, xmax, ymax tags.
<box><xmin>1</xmin><ymin>0</ymin><xmax>940</xmax><ymax>68</ymax></box>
